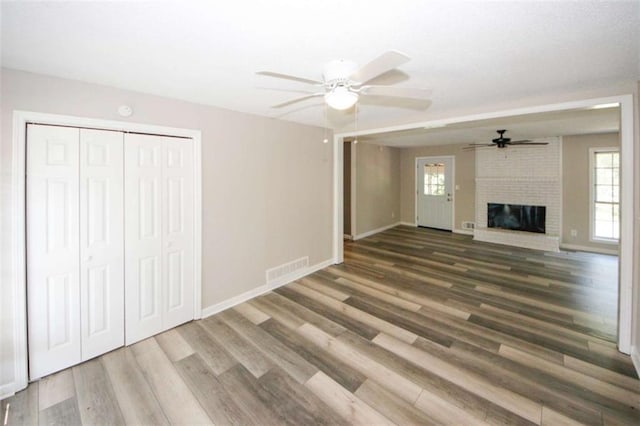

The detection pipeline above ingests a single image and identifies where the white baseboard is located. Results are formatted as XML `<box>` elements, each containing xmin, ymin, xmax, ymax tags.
<box><xmin>353</xmin><ymin>222</ymin><xmax>402</xmax><ymax>241</ymax></box>
<box><xmin>453</xmin><ymin>228</ymin><xmax>474</xmax><ymax>236</ymax></box>
<box><xmin>559</xmin><ymin>243</ymin><xmax>618</xmax><ymax>256</ymax></box>
<box><xmin>343</xmin><ymin>234</ymin><xmax>353</xmax><ymax>240</ymax></box>
<box><xmin>631</xmin><ymin>346</ymin><xmax>640</xmax><ymax>377</ymax></box>
<box><xmin>399</xmin><ymin>221</ymin><xmax>416</xmax><ymax>227</ymax></box>
<box><xmin>200</xmin><ymin>258</ymin><xmax>334</xmax><ymax>318</ymax></box>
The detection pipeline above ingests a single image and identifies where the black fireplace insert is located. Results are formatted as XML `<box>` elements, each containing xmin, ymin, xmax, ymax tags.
<box><xmin>487</xmin><ymin>203</ymin><xmax>546</xmax><ymax>234</ymax></box>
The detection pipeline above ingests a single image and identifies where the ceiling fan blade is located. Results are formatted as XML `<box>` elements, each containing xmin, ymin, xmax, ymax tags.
<box><xmin>510</xmin><ymin>142</ymin><xmax>549</xmax><ymax>145</ymax></box>
<box><xmin>257</xmin><ymin>86</ymin><xmax>318</xmax><ymax>95</ymax></box>
<box><xmin>507</xmin><ymin>139</ymin><xmax>532</xmax><ymax>144</ymax></box>
<box><xmin>462</xmin><ymin>145</ymin><xmax>493</xmax><ymax>150</ymax></box>
<box><xmin>467</xmin><ymin>143</ymin><xmax>494</xmax><ymax>146</ymax></box>
<box><xmin>360</xmin><ymin>85</ymin><xmax>432</xmax><ymax>99</ymax></box>
<box><xmin>256</xmin><ymin>71</ymin><xmax>323</xmax><ymax>86</ymax></box>
<box><xmin>350</xmin><ymin>50</ymin><xmax>411</xmax><ymax>85</ymax></box>
<box><xmin>270</xmin><ymin>93</ymin><xmax>324</xmax><ymax>108</ymax></box>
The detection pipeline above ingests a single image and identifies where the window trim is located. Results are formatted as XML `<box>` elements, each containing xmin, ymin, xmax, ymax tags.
<box><xmin>589</xmin><ymin>146</ymin><xmax>620</xmax><ymax>244</ymax></box>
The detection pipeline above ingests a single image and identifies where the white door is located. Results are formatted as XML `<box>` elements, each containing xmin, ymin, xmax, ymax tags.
<box><xmin>79</xmin><ymin>129</ymin><xmax>124</xmax><ymax>360</ymax></box>
<box><xmin>124</xmin><ymin>134</ymin><xmax>163</xmax><ymax>344</ymax></box>
<box><xmin>124</xmin><ymin>134</ymin><xmax>194</xmax><ymax>344</ymax></box>
<box><xmin>163</xmin><ymin>138</ymin><xmax>195</xmax><ymax>329</ymax></box>
<box><xmin>417</xmin><ymin>156</ymin><xmax>454</xmax><ymax>230</ymax></box>
<box><xmin>27</xmin><ymin>125</ymin><xmax>82</xmax><ymax>379</ymax></box>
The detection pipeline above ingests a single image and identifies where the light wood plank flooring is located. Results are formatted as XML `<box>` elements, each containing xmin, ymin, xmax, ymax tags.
<box><xmin>3</xmin><ymin>226</ymin><xmax>638</xmax><ymax>425</ymax></box>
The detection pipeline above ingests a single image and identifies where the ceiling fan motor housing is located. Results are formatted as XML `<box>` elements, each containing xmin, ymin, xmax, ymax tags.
<box><xmin>493</xmin><ymin>129</ymin><xmax>510</xmax><ymax>147</ymax></box>
<box><xmin>323</xmin><ymin>60</ymin><xmax>359</xmax><ymax>86</ymax></box>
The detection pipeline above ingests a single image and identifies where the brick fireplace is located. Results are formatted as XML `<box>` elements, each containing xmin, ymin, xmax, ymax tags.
<box><xmin>474</xmin><ymin>137</ymin><xmax>561</xmax><ymax>251</ymax></box>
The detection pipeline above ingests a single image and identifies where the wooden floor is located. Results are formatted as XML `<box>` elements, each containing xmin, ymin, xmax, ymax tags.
<box><xmin>3</xmin><ymin>226</ymin><xmax>638</xmax><ymax>425</ymax></box>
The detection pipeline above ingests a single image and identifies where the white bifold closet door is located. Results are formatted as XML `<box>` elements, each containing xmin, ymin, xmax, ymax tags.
<box><xmin>79</xmin><ymin>129</ymin><xmax>125</xmax><ymax>360</ymax></box>
<box><xmin>27</xmin><ymin>125</ymin><xmax>124</xmax><ymax>380</ymax></box>
<box><xmin>124</xmin><ymin>133</ymin><xmax>194</xmax><ymax>345</ymax></box>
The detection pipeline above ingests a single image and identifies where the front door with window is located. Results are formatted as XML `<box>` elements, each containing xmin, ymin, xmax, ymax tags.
<box><xmin>417</xmin><ymin>156</ymin><xmax>454</xmax><ymax>230</ymax></box>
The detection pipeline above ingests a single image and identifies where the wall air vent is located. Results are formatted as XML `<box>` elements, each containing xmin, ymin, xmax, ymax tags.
<box><xmin>266</xmin><ymin>256</ymin><xmax>309</xmax><ymax>285</ymax></box>
<box><xmin>462</xmin><ymin>221</ymin><xmax>475</xmax><ymax>230</ymax></box>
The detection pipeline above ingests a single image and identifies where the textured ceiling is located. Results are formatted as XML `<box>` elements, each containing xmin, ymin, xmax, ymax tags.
<box><xmin>1</xmin><ymin>1</ymin><xmax>638</xmax><ymax>131</ymax></box>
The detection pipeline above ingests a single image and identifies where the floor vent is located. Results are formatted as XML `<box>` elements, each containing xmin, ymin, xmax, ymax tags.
<box><xmin>462</xmin><ymin>221</ymin><xmax>475</xmax><ymax>230</ymax></box>
<box><xmin>266</xmin><ymin>256</ymin><xmax>309</xmax><ymax>284</ymax></box>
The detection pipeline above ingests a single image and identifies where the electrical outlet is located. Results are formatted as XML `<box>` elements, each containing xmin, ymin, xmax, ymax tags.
<box><xmin>570</xmin><ymin>229</ymin><xmax>577</xmax><ymax>237</ymax></box>
<box><xmin>391</xmin><ymin>212</ymin><xmax>395</xmax><ymax>219</ymax></box>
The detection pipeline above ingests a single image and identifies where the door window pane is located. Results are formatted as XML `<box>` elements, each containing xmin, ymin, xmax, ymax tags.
<box><xmin>423</xmin><ymin>163</ymin><xmax>445</xmax><ymax>195</ymax></box>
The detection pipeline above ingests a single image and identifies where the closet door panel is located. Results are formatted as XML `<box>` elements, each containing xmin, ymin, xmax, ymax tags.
<box><xmin>125</xmin><ymin>134</ymin><xmax>164</xmax><ymax>344</ymax></box>
<box><xmin>27</xmin><ymin>125</ymin><xmax>82</xmax><ymax>379</ymax></box>
<box><xmin>163</xmin><ymin>138</ymin><xmax>194</xmax><ymax>328</ymax></box>
<box><xmin>79</xmin><ymin>129</ymin><xmax>124</xmax><ymax>360</ymax></box>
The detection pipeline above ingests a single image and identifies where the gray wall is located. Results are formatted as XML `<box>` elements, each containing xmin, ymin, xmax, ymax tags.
<box><xmin>562</xmin><ymin>133</ymin><xmax>620</xmax><ymax>251</ymax></box>
<box><xmin>0</xmin><ymin>69</ymin><xmax>333</xmax><ymax>390</ymax></box>
<box><xmin>354</xmin><ymin>143</ymin><xmax>401</xmax><ymax>237</ymax></box>
<box><xmin>400</xmin><ymin>143</ymin><xmax>475</xmax><ymax>230</ymax></box>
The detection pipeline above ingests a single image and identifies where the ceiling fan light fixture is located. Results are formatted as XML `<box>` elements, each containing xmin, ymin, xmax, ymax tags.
<box><xmin>325</xmin><ymin>87</ymin><xmax>358</xmax><ymax>110</ymax></box>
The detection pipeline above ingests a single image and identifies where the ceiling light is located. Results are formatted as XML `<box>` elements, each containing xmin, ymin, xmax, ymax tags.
<box><xmin>590</xmin><ymin>102</ymin><xmax>619</xmax><ymax>110</ymax></box>
<box><xmin>325</xmin><ymin>87</ymin><xmax>358</xmax><ymax>110</ymax></box>
<box><xmin>423</xmin><ymin>123</ymin><xmax>447</xmax><ymax>129</ymax></box>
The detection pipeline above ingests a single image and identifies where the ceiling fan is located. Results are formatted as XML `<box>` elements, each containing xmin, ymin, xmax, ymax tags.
<box><xmin>257</xmin><ymin>50</ymin><xmax>431</xmax><ymax>110</ymax></box>
<box><xmin>464</xmin><ymin>130</ymin><xmax>549</xmax><ymax>149</ymax></box>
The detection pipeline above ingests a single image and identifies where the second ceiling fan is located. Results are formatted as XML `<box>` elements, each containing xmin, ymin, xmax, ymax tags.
<box><xmin>257</xmin><ymin>50</ymin><xmax>432</xmax><ymax>110</ymax></box>
<box><xmin>465</xmin><ymin>130</ymin><xmax>549</xmax><ymax>150</ymax></box>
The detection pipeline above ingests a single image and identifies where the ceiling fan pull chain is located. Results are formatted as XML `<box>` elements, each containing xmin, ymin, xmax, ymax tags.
<box><xmin>323</xmin><ymin>103</ymin><xmax>329</xmax><ymax>144</ymax></box>
<box><xmin>353</xmin><ymin>103</ymin><xmax>359</xmax><ymax>144</ymax></box>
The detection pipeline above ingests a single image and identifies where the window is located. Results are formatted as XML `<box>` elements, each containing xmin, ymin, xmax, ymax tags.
<box><xmin>424</xmin><ymin>163</ymin><xmax>445</xmax><ymax>195</ymax></box>
<box><xmin>591</xmin><ymin>148</ymin><xmax>619</xmax><ymax>241</ymax></box>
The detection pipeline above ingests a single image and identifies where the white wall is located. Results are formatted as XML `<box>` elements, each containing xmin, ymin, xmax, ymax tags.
<box><xmin>0</xmin><ymin>69</ymin><xmax>333</xmax><ymax>393</ymax></box>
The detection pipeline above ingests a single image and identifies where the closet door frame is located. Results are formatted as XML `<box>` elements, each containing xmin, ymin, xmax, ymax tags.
<box><xmin>10</xmin><ymin>111</ymin><xmax>202</xmax><ymax>394</ymax></box>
